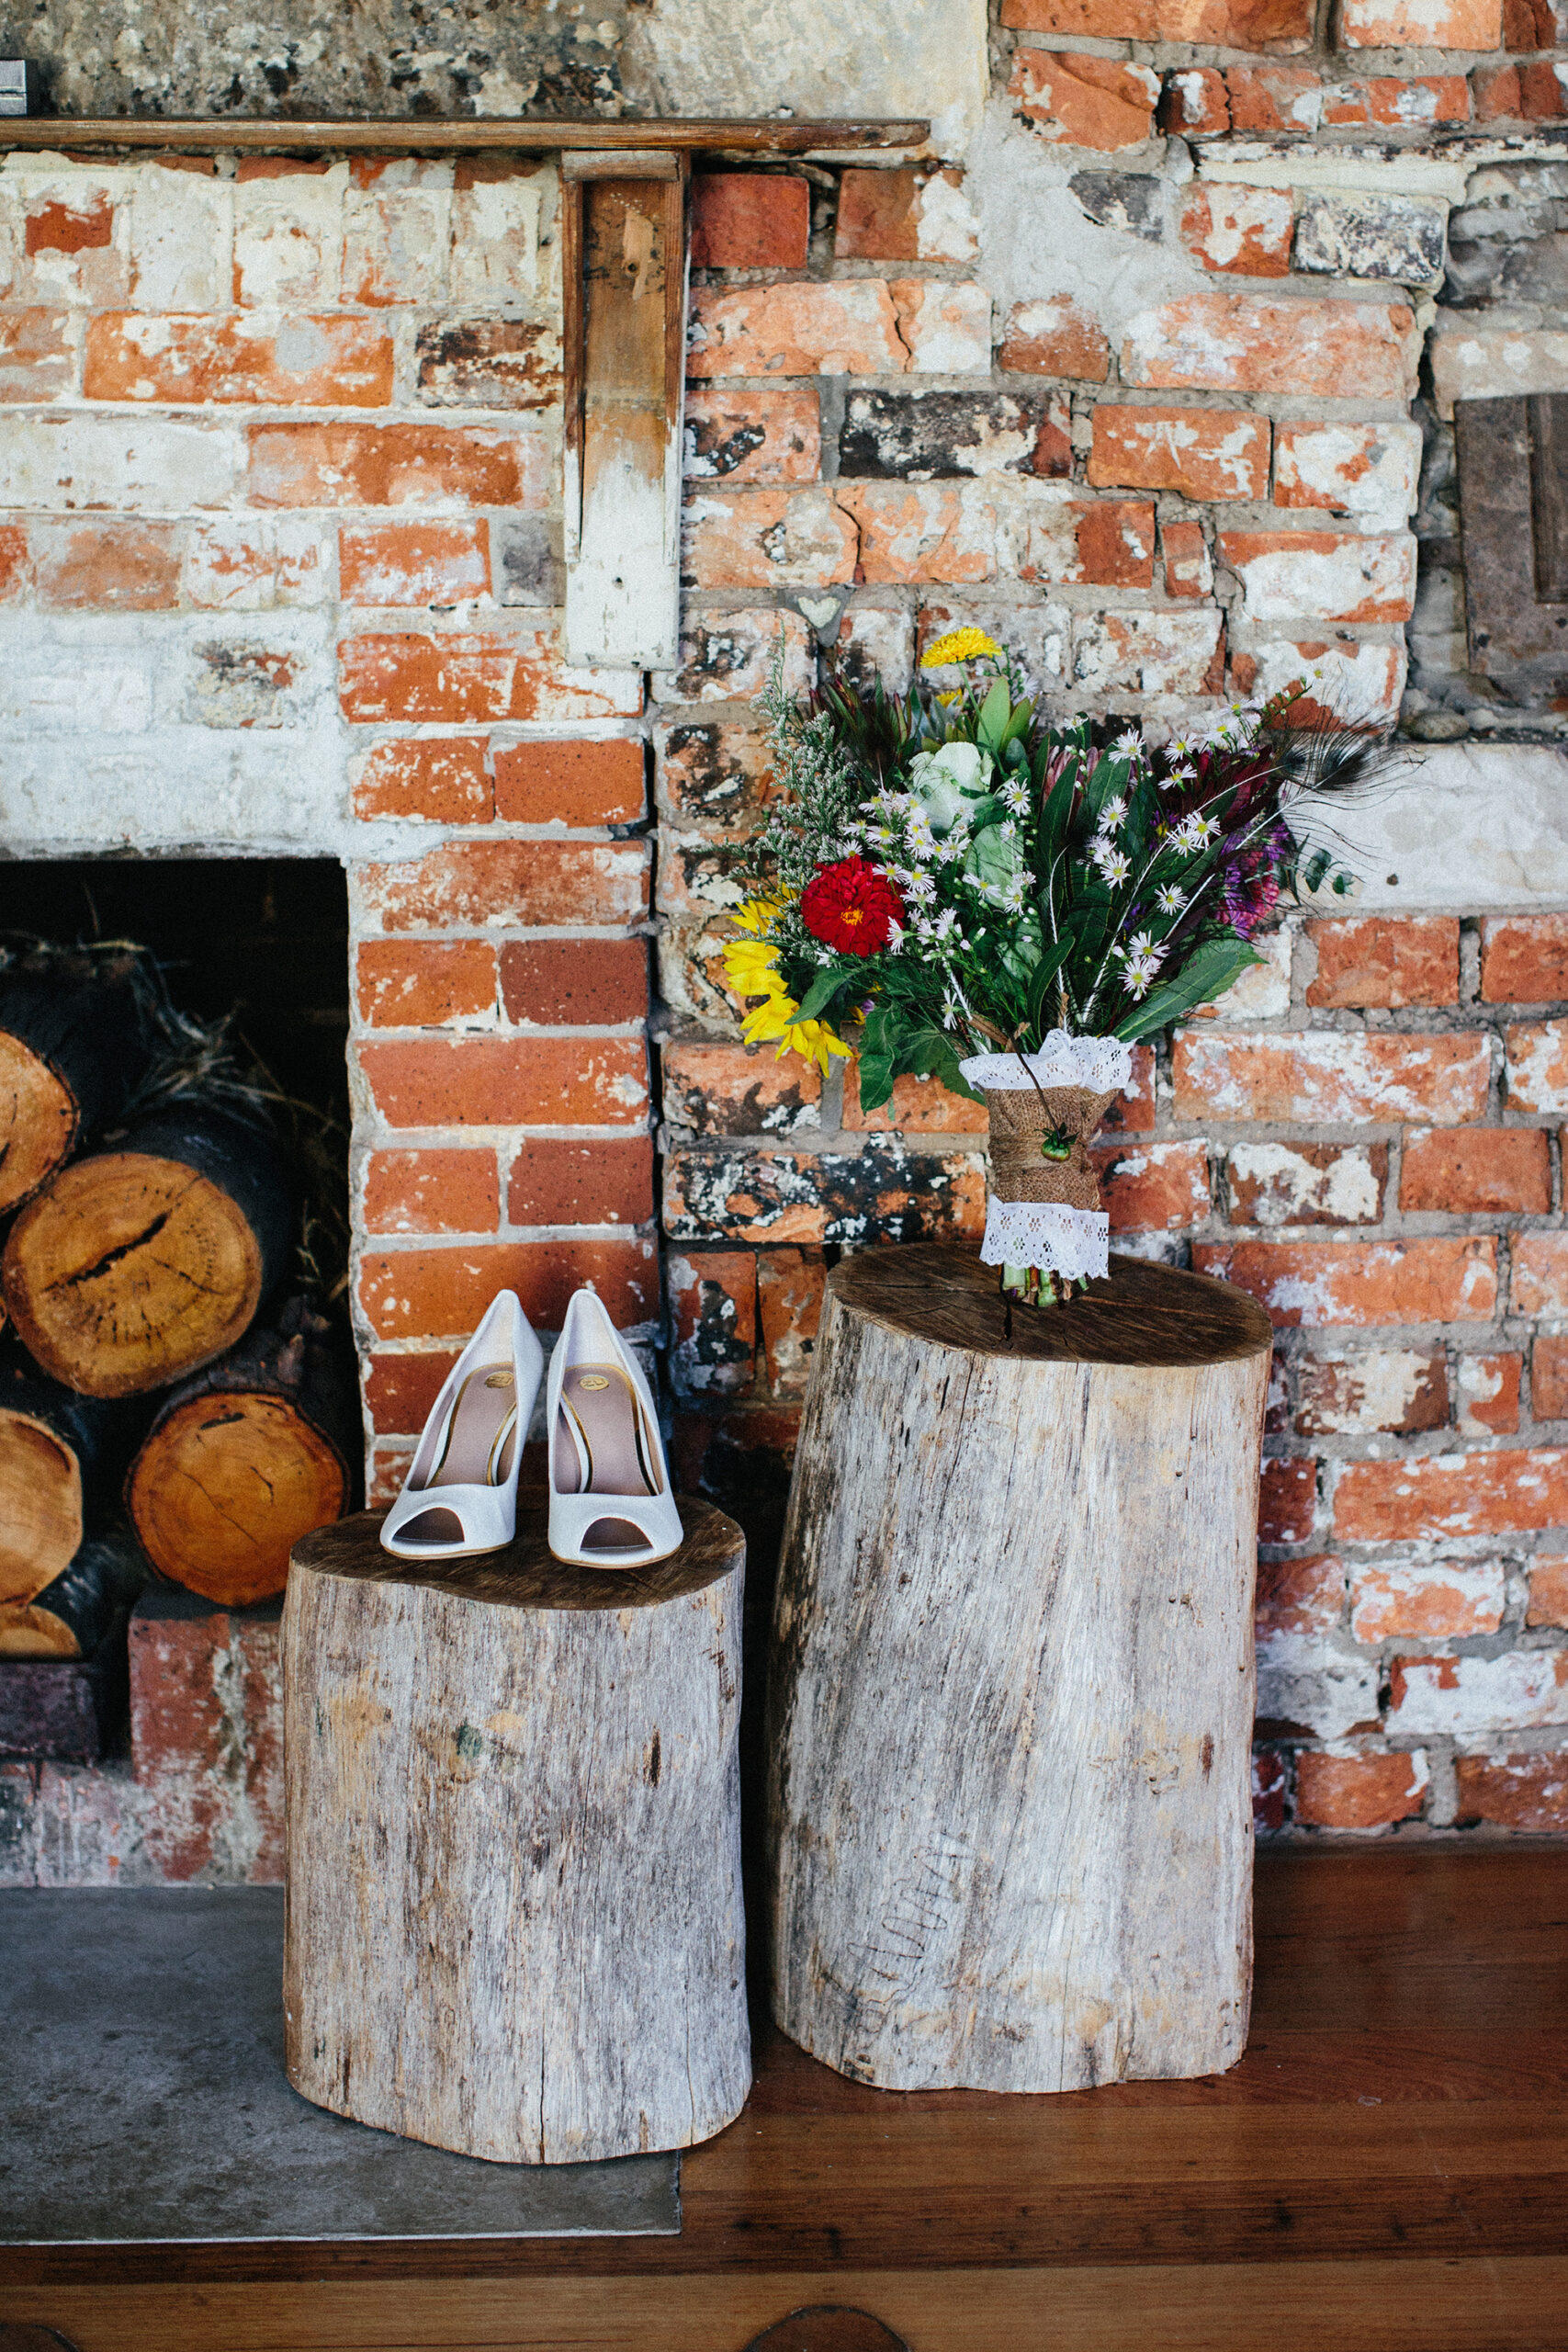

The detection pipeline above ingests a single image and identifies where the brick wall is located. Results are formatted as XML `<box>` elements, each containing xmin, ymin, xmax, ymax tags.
<box><xmin>6</xmin><ymin>0</ymin><xmax>1568</xmax><ymax>1874</ymax></box>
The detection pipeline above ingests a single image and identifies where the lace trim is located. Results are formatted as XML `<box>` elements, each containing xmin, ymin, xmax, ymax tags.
<box><xmin>978</xmin><ymin>1199</ymin><xmax>1111</xmax><ymax>1280</ymax></box>
<box><xmin>959</xmin><ymin>1031</ymin><xmax>1134</xmax><ymax>1095</ymax></box>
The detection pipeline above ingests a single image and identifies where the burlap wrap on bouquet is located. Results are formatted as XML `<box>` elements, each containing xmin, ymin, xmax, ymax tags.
<box><xmin>958</xmin><ymin>1037</ymin><xmax>1134</xmax><ymax>1283</ymax></box>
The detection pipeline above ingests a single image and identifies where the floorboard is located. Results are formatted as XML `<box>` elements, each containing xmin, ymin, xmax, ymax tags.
<box><xmin>5</xmin><ymin>1847</ymin><xmax>1567</xmax><ymax>2350</ymax></box>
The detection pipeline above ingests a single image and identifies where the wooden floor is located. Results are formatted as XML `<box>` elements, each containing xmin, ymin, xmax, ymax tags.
<box><xmin>4</xmin><ymin>1846</ymin><xmax>1567</xmax><ymax>2351</ymax></box>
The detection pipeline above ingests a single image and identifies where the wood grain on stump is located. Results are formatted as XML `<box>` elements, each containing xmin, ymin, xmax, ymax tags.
<box><xmin>284</xmin><ymin>1496</ymin><xmax>751</xmax><ymax>2165</ymax></box>
<box><xmin>767</xmin><ymin>1243</ymin><xmax>1272</xmax><ymax>2096</ymax></box>
<box><xmin>127</xmin><ymin>1309</ymin><xmax>354</xmax><ymax>1606</ymax></box>
<box><xmin>1</xmin><ymin>1107</ymin><xmax>291</xmax><ymax>1398</ymax></box>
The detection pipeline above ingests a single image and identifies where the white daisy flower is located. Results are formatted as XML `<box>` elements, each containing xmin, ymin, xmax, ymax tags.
<box><xmin>906</xmin><ymin>870</ymin><xmax>937</xmax><ymax>904</ymax></box>
<box><xmin>1100</xmin><ymin>793</ymin><xmax>1129</xmax><ymax>826</ymax></box>
<box><xmin>1113</xmin><ymin>728</ymin><xmax>1142</xmax><ymax>753</ymax></box>
<box><xmin>997</xmin><ymin>872</ymin><xmax>1030</xmax><ymax>915</ymax></box>
<box><xmin>931</xmin><ymin>909</ymin><xmax>959</xmax><ymax>942</ymax></box>
<box><xmin>998</xmin><ymin>819</ymin><xmax>1019</xmax><ymax>842</ymax></box>
<box><xmin>1155</xmin><ymin>884</ymin><xmax>1185</xmax><ymax>916</ymax></box>
<box><xmin>1001</xmin><ymin>777</ymin><xmax>1031</xmax><ymax>816</ymax></box>
<box><xmin>1123</xmin><ymin>950</ymin><xmax>1160</xmax><ymax>999</ymax></box>
<box><xmin>1097</xmin><ymin>847</ymin><xmax>1132</xmax><ymax>887</ymax></box>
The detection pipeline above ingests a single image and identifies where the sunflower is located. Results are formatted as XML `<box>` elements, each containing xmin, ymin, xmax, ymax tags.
<box><xmin>920</xmin><ymin>628</ymin><xmax>1002</xmax><ymax>670</ymax></box>
<box><xmin>740</xmin><ymin>989</ymin><xmax>852</xmax><ymax>1079</ymax></box>
<box><xmin>722</xmin><ymin>933</ymin><xmax>785</xmax><ymax>1000</ymax></box>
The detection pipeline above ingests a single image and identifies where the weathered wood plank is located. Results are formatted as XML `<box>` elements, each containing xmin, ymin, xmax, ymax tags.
<box><xmin>0</xmin><ymin>117</ymin><xmax>931</xmax><ymax>153</ymax></box>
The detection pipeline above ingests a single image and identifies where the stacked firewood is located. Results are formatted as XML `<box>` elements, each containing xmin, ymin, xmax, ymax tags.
<box><xmin>0</xmin><ymin>943</ymin><xmax>355</xmax><ymax>1661</ymax></box>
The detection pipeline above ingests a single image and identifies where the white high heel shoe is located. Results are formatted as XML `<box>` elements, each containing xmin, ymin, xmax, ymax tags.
<box><xmin>380</xmin><ymin>1290</ymin><xmax>542</xmax><ymax>1559</ymax></box>
<box><xmin>547</xmin><ymin>1285</ymin><xmax>683</xmax><ymax>1568</ymax></box>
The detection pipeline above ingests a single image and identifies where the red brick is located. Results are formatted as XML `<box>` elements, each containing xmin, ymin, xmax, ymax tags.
<box><xmin>663</xmin><ymin>1040</ymin><xmax>821</xmax><ymax>1136</ymax></box>
<box><xmin>1217</xmin><ymin>529</ymin><xmax>1416</xmax><ymax>624</ymax></box>
<box><xmin>1089</xmin><ymin>404</ymin><xmax>1269</xmax><ymax>500</ymax></box>
<box><xmin>1021</xmin><ymin>498</ymin><xmax>1157</xmax><ymax>590</ymax></box>
<box><xmin>1260</xmin><ymin>1456</ymin><xmax>1316</xmax><ymax>1544</ymax></box>
<box><xmin>1335</xmin><ymin>1449</ymin><xmax>1568</xmax><ymax>1543</ymax></box>
<box><xmin>359</xmin><ymin>1035</ymin><xmax>649</xmax><ymax>1128</ymax></box>
<box><xmin>1161</xmin><ymin>518</ymin><xmax>1212</xmax><ymax>598</ymax></box>
<box><xmin>1481</xmin><ymin>913</ymin><xmax>1568</xmax><ymax>1003</ymax></box>
<box><xmin>1161</xmin><ymin>69</ymin><xmax>1231</xmax><ymax>138</ymax></box>
<box><xmin>1511</xmin><ymin>1234</ymin><xmax>1568</xmax><ymax>1315</ymax></box>
<box><xmin>691</xmin><ymin>174</ymin><xmax>810</xmax><ymax>270</ymax></box>
<box><xmin>1174</xmin><ymin>1029</ymin><xmax>1490</xmax><ymax>1125</ymax></box>
<box><xmin>1295</xmin><ymin>1749</ymin><xmax>1426</xmax><ymax>1830</ymax></box>
<box><xmin>1475</xmin><ymin>64</ymin><xmax>1524</xmax><ymax>118</ymax></box>
<box><xmin>29</xmin><ymin>519</ymin><xmax>181</xmax><ymax>610</ymax></box>
<box><xmin>339</xmin><ymin>521</ymin><xmax>490</xmax><ymax>605</ymax></box>
<box><xmin>834</xmin><ymin>168</ymin><xmax>973</xmax><ymax>263</ymax></box>
<box><xmin>1091</xmin><ymin>1138</ymin><xmax>1213</xmax><ymax>1230</ymax></box>
<box><xmin>505</xmin><ymin>1136</ymin><xmax>654</xmax><ymax>1227</ymax></box>
<box><xmin>838</xmin><ymin>481</ymin><xmax>994</xmax><ymax>587</ymax></box>
<box><xmin>1351</xmin><ymin>1555</ymin><xmax>1506</xmax><ymax>1641</ymax></box>
<box><xmin>365</xmin><ymin>1349</ymin><xmax>459</xmax><ymax>1436</ymax></box>
<box><xmin>1103</xmin><ymin>1042</ymin><xmax>1156</xmax><ymax>1135</ymax></box>
<box><xmin>414</xmin><ymin>318</ymin><xmax>561</xmax><ymax>412</ymax></box>
<box><xmin>499</xmin><ymin>937</ymin><xmax>649</xmax><ymax>1027</ymax></box>
<box><xmin>491</xmin><ymin>738</ymin><xmax>644</xmax><ymax>827</ymax></box>
<box><xmin>355</xmin><ymin>938</ymin><xmax>498</xmax><ymax>1027</ymax></box>
<box><xmin>655</xmin><ymin>724</ymin><xmax>775</xmax><ymax>834</ymax></box>
<box><xmin>1179</xmin><ymin>187</ymin><xmax>1293</xmax><ymax>278</ymax></box>
<box><xmin>86</xmin><ymin>313</ymin><xmax>393</xmax><ymax>406</ymax></box>
<box><xmin>235</xmin><ymin>155</ymin><xmax>332</xmax><ymax>181</ymax></box>
<box><xmin>1454</xmin><ymin>1751</ymin><xmax>1568</xmax><ymax>1831</ymax></box>
<box><xmin>340</xmin><ymin>633</ymin><xmax>640</xmax><ymax>726</ymax></box>
<box><xmin>1009</xmin><ymin>49</ymin><xmax>1160</xmax><ymax>150</ymax></box>
<box><xmin>687</xmin><ymin>281</ymin><xmax>906</xmax><ymax>378</ymax></box>
<box><xmin>25</xmin><ymin>192</ymin><xmax>113</xmax><ymax>253</ymax></box>
<box><xmin>1327</xmin><ymin>75</ymin><xmax>1471</xmax><ymax>126</ymax></box>
<box><xmin>671</xmin><ymin>1403</ymin><xmax>803</xmax><ymax>1510</ymax></box>
<box><xmin>247</xmin><ymin>423</ymin><xmax>547</xmax><ymax>510</ymax></box>
<box><xmin>1456</xmin><ymin>1351</ymin><xmax>1522</xmax><ymax>1436</ymax></box>
<box><xmin>1506</xmin><ymin>1023</ymin><xmax>1568</xmax><ymax>1114</ymax></box>
<box><xmin>1252</xmin><ymin>1747</ymin><xmax>1288</xmax><ymax>1833</ymax></box>
<box><xmin>363</xmin><ymin>839</ymin><xmax>649</xmax><ymax>933</ymax></box>
<box><xmin>664</xmin><ymin>1144</ymin><xmax>987</xmax><ymax>1248</ymax></box>
<box><xmin>359</xmin><ymin>1238</ymin><xmax>658</xmax><ymax>1339</ymax></box>
<box><xmin>999</xmin><ymin>297</ymin><xmax>1110</xmax><ymax>381</ymax></box>
<box><xmin>0</xmin><ymin>526</ymin><xmax>28</xmax><ymax>601</ymax></box>
<box><xmin>1506</xmin><ymin>0</ymin><xmax>1556</xmax><ymax>42</ymax></box>
<box><xmin>1228</xmin><ymin>1141</ymin><xmax>1388</xmax><ymax>1228</ymax></box>
<box><xmin>351</xmin><ymin>736</ymin><xmax>492</xmax><ymax>824</ymax></box>
<box><xmin>1197</xmin><ymin>1237</ymin><xmax>1498</xmax><ymax>1329</ymax></box>
<box><xmin>1295</xmin><ymin>1348</ymin><xmax>1448</xmax><ymax>1435</ymax></box>
<box><xmin>1004</xmin><ymin>0</ymin><xmax>1312</xmax><ymax>35</ymax></box>
<box><xmin>0</xmin><ymin>308</ymin><xmax>74</xmax><ymax>401</ymax></box>
<box><xmin>130</xmin><ymin>1604</ymin><xmax>282</xmax><ymax>1878</ymax></box>
<box><xmin>842</xmin><ymin>1066</ymin><xmax>989</xmax><ymax>1133</ymax></box>
<box><xmin>1122</xmin><ymin>297</ymin><xmax>1418</xmax><ymax>401</ymax></box>
<box><xmin>362</xmin><ymin>1148</ymin><xmax>500</xmax><ymax>1236</ymax></box>
<box><xmin>668</xmin><ymin>1250</ymin><xmax>757</xmax><ymax>1397</ymax></box>
<box><xmin>1519</xmin><ymin>59</ymin><xmax>1568</xmax><ymax>118</ymax></box>
<box><xmin>1257</xmin><ymin>1553</ymin><xmax>1344</xmax><ymax>1638</ymax></box>
<box><xmin>682</xmin><ymin>485</ymin><xmax>859</xmax><ymax>592</ymax></box>
<box><xmin>1307</xmin><ymin>916</ymin><xmax>1459</xmax><ymax>1009</ymax></box>
<box><xmin>1224</xmin><ymin>66</ymin><xmax>1322</xmax><ymax>134</ymax></box>
<box><xmin>1534</xmin><ymin>1336</ymin><xmax>1568</xmax><ymax>1421</ymax></box>
<box><xmin>684</xmin><ymin>388</ymin><xmax>821</xmax><ymax>485</ymax></box>
<box><xmin>1399</xmin><ymin>1128</ymin><xmax>1550</xmax><ymax>1215</ymax></box>
<box><xmin>1527</xmin><ymin>1555</ymin><xmax>1568</xmax><ymax>1627</ymax></box>
<box><xmin>757</xmin><ymin>1248</ymin><xmax>826</xmax><ymax>1399</ymax></box>
<box><xmin>1339</xmin><ymin>0</ymin><xmax>1502</xmax><ymax>39</ymax></box>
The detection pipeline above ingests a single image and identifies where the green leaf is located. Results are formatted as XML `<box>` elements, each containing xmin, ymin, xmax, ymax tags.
<box><xmin>976</xmin><ymin>677</ymin><xmax>1013</xmax><ymax>752</ymax></box>
<box><xmin>1111</xmin><ymin>938</ymin><xmax>1263</xmax><ymax>1042</ymax></box>
<box><xmin>795</xmin><ymin>964</ymin><xmax>856</xmax><ymax>1023</ymax></box>
<box><xmin>1024</xmin><ymin>933</ymin><xmax>1074</xmax><ymax>1039</ymax></box>
<box><xmin>895</xmin><ymin>1023</ymin><xmax>985</xmax><ymax>1103</ymax></box>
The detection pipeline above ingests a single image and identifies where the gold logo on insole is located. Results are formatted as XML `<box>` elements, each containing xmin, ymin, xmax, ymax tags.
<box><xmin>579</xmin><ymin>1374</ymin><xmax>610</xmax><ymax>1390</ymax></box>
<box><xmin>484</xmin><ymin>1371</ymin><xmax>514</xmax><ymax>1388</ymax></box>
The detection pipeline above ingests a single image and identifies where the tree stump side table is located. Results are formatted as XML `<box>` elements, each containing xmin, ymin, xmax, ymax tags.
<box><xmin>283</xmin><ymin>1495</ymin><xmax>750</xmax><ymax>2165</ymax></box>
<box><xmin>767</xmin><ymin>1245</ymin><xmax>1273</xmax><ymax>2095</ymax></box>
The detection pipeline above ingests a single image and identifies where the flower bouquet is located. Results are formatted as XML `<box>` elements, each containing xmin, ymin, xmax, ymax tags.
<box><xmin>724</xmin><ymin>628</ymin><xmax>1393</xmax><ymax>1307</ymax></box>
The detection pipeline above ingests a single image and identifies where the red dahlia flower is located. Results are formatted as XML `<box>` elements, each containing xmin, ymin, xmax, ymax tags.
<box><xmin>799</xmin><ymin>856</ymin><xmax>906</xmax><ymax>957</ymax></box>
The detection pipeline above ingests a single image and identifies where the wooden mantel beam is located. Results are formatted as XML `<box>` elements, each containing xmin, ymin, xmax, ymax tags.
<box><xmin>0</xmin><ymin>115</ymin><xmax>930</xmax><ymax>153</ymax></box>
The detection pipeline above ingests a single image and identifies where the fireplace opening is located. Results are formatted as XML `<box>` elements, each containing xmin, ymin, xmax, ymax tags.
<box><xmin>0</xmin><ymin>859</ymin><xmax>355</xmax><ymax>1766</ymax></box>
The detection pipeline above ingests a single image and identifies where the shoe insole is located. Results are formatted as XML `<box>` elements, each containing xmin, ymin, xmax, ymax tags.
<box><xmin>429</xmin><ymin>1365</ymin><xmax>516</xmax><ymax>1488</ymax></box>
<box><xmin>555</xmin><ymin>1364</ymin><xmax>660</xmax><ymax>1498</ymax></box>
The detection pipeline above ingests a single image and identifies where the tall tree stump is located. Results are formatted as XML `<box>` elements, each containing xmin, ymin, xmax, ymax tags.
<box><xmin>285</xmin><ymin>1497</ymin><xmax>750</xmax><ymax>2165</ymax></box>
<box><xmin>767</xmin><ymin>1243</ymin><xmax>1273</xmax><ymax>2095</ymax></box>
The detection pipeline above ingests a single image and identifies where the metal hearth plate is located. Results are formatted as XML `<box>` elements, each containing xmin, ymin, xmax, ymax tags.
<box><xmin>0</xmin><ymin>1886</ymin><xmax>680</xmax><ymax>2243</ymax></box>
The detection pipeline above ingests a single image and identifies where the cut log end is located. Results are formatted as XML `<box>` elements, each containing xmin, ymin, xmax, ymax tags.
<box><xmin>0</xmin><ymin>1601</ymin><xmax>81</xmax><ymax>1657</ymax></box>
<box><xmin>0</xmin><ymin>1409</ymin><xmax>83</xmax><ymax>1603</ymax></box>
<box><xmin>0</xmin><ymin>1031</ymin><xmax>78</xmax><ymax>1216</ymax></box>
<box><xmin>129</xmin><ymin>1390</ymin><xmax>348</xmax><ymax>1606</ymax></box>
<box><xmin>3</xmin><ymin>1151</ymin><xmax>265</xmax><ymax>1398</ymax></box>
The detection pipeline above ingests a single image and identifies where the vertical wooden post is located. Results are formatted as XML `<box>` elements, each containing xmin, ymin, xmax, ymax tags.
<box><xmin>561</xmin><ymin>150</ymin><xmax>688</xmax><ymax>670</ymax></box>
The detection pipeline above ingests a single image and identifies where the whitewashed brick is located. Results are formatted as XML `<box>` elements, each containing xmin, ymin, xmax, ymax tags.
<box><xmin>451</xmin><ymin>168</ymin><xmax>546</xmax><ymax>304</ymax></box>
<box><xmin>1207</xmin><ymin>925</ymin><xmax>1292</xmax><ymax>1021</ymax></box>
<box><xmin>1430</xmin><ymin>324</ymin><xmax>1568</xmax><ymax>421</ymax></box>
<box><xmin>1257</xmin><ymin>1634</ymin><xmax>1381</xmax><ymax>1739</ymax></box>
<box><xmin>128</xmin><ymin>165</ymin><xmax>231</xmax><ymax>310</ymax></box>
<box><xmin>1301</xmin><ymin>746</ymin><xmax>1568</xmax><ymax>910</ymax></box>
<box><xmin>1226</xmin><ymin>533</ymin><xmax>1416</xmax><ymax>625</ymax></box>
<box><xmin>1391</xmin><ymin>1649</ymin><xmax>1568</xmax><ymax>1736</ymax></box>
<box><xmin>1233</xmin><ymin>634</ymin><xmax>1407</xmax><ymax>726</ymax></box>
<box><xmin>1275</xmin><ymin>422</ymin><xmax>1423</xmax><ymax>533</ymax></box>
<box><xmin>231</xmin><ymin>164</ymin><xmax>346</xmax><ymax>306</ymax></box>
<box><xmin>5</xmin><ymin>414</ymin><xmax>242</xmax><ymax>511</ymax></box>
<box><xmin>895</xmin><ymin>280</ymin><xmax>991</xmax><ymax>374</ymax></box>
<box><xmin>1072</xmin><ymin>608</ymin><xmax>1224</xmax><ymax>696</ymax></box>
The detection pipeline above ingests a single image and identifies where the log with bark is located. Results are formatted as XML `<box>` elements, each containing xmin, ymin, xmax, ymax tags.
<box><xmin>0</xmin><ymin>945</ymin><xmax>152</xmax><ymax>1215</ymax></box>
<box><xmin>285</xmin><ymin>1496</ymin><xmax>751</xmax><ymax>2164</ymax></box>
<box><xmin>0</xmin><ymin>1529</ymin><xmax>146</xmax><ymax>1657</ymax></box>
<box><xmin>126</xmin><ymin>1299</ymin><xmax>354</xmax><ymax>1606</ymax></box>
<box><xmin>767</xmin><ymin>1242</ymin><xmax>1273</xmax><ymax>2095</ymax></box>
<box><xmin>0</xmin><ymin>1339</ymin><xmax>145</xmax><ymax>1603</ymax></box>
<box><xmin>1</xmin><ymin>1102</ymin><xmax>292</xmax><ymax>1398</ymax></box>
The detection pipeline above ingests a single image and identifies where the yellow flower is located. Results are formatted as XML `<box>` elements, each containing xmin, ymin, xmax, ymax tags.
<box><xmin>921</xmin><ymin>628</ymin><xmax>1003</xmax><ymax>671</ymax></box>
<box><xmin>730</xmin><ymin>894</ymin><xmax>784</xmax><ymax>935</ymax></box>
<box><xmin>741</xmin><ymin>990</ymin><xmax>852</xmax><ymax>1079</ymax></box>
<box><xmin>722</xmin><ymin>933</ymin><xmax>784</xmax><ymax>999</ymax></box>
<box><xmin>934</xmin><ymin>689</ymin><xmax>961</xmax><ymax>706</ymax></box>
